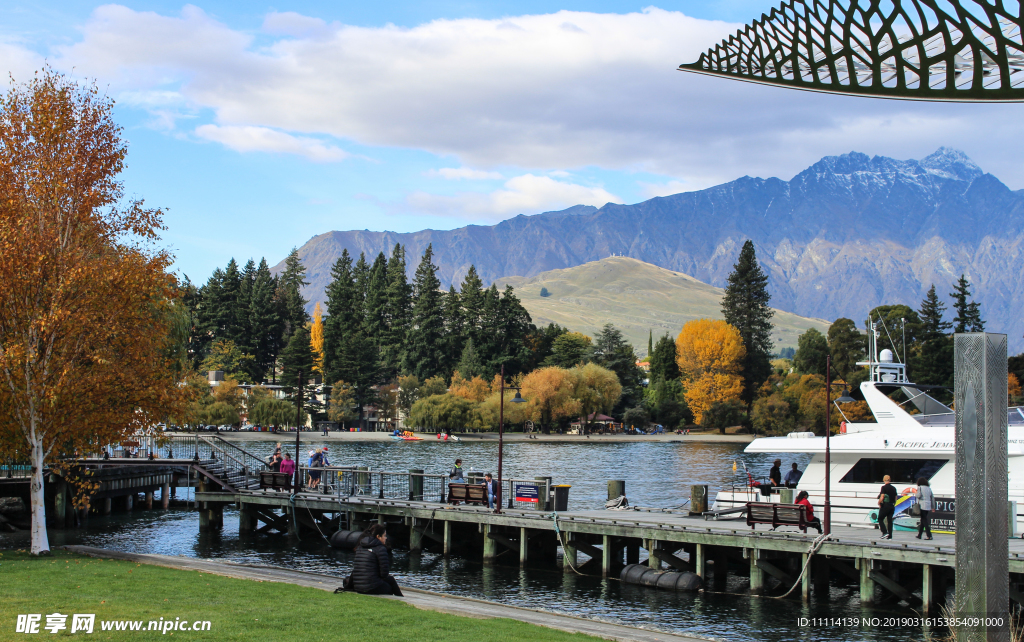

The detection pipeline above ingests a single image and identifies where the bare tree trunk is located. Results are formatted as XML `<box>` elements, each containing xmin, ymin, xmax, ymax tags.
<box><xmin>29</xmin><ymin>435</ymin><xmax>50</xmax><ymax>555</ymax></box>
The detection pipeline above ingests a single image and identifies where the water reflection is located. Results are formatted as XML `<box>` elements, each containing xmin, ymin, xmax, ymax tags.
<box><xmin>0</xmin><ymin>441</ymin><xmax>936</xmax><ymax>641</ymax></box>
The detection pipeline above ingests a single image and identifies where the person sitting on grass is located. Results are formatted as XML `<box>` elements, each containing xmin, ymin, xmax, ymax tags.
<box><xmin>795</xmin><ymin>490</ymin><xmax>823</xmax><ymax>534</ymax></box>
<box><xmin>351</xmin><ymin>524</ymin><xmax>403</xmax><ymax>596</ymax></box>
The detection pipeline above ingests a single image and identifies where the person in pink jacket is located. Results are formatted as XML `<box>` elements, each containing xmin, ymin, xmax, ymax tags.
<box><xmin>279</xmin><ymin>452</ymin><xmax>296</xmax><ymax>489</ymax></box>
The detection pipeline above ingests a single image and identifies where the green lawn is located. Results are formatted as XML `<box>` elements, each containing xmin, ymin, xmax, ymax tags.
<box><xmin>0</xmin><ymin>549</ymin><xmax>600</xmax><ymax>641</ymax></box>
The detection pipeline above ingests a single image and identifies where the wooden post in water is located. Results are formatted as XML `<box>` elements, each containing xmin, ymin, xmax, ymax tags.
<box><xmin>801</xmin><ymin>553</ymin><xmax>811</xmax><ymax>602</ymax></box>
<box><xmin>483</xmin><ymin>525</ymin><xmax>497</xmax><ymax>563</ymax></box>
<box><xmin>238</xmin><ymin>504</ymin><xmax>256</xmax><ymax>533</ymax></box>
<box><xmin>922</xmin><ymin>564</ymin><xmax>934</xmax><ymax>613</ymax></box>
<box><xmin>749</xmin><ymin>550</ymin><xmax>765</xmax><ymax>595</ymax></box>
<box><xmin>562</xmin><ymin>532</ymin><xmax>577</xmax><ymax>573</ymax></box>
<box><xmin>814</xmin><ymin>558</ymin><xmax>830</xmax><ymax>599</ymax></box>
<box><xmin>712</xmin><ymin>548</ymin><xmax>728</xmax><ymax>591</ymax></box>
<box><xmin>602</xmin><ymin>535</ymin><xmax>613</xmax><ymax>577</ymax></box>
<box><xmin>694</xmin><ymin>544</ymin><xmax>706</xmax><ymax>579</ymax></box>
<box><xmin>626</xmin><ymin>541</ymin><xmax>639</xmax><ymax>565</ymax></box>
<box><xmin>161</xmin><ymin>482</ymin><xmax>170</xmax><ymax>509</ymax></box>
<box><xmin>409</xmin><ymin>518</ymin><xmax>423</xmax><ymax>552</ymax></box>
<box><xmin>144</xmin><ymin>491</ymin><xmax>153</xmax><ymax>510</ymax></box>
<box><xmin>102</xmin><ymin>497</ymin><xmax>112</xmax><ymax>516</ymax></box>
<box><xmin>123</xmin><ymin>493</ymin><xmax>133</xmax><ymax>512</ymax></box>
<box><xmin>859</xmin><ymin>558</ymin><xmax>874</xmax><ymax>604</ymax></box>
<box><xmin>443</xmin><ymin>520</ymin><xmax>452</xmax><ymax>556</ymax></box>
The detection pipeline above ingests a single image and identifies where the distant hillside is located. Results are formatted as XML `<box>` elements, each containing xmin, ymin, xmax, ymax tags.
<box><xmin>278</xmin><ymin>148</ymin><xmax>1024</xmax><ymax>352</ymax></box>
<box><xmin>494</xmin><ymin>256</ymin><xmax>830</xmax><ymax>355</ymax></box>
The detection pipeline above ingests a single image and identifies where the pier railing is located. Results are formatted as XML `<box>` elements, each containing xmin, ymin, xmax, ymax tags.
<box><xmin>293</xmin><ymin>466</ymin><xmax>556</xmax><ymax>509</ymax></box>
<box><xmin>1</xmin><ymin>458</ymin><xmax>31</xmax><ymax>479</ymax></box>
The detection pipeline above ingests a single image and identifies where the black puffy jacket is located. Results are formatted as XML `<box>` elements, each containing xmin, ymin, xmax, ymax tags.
<box><xmin>351</xmin><ymin>536</ymin><xmax>390</xmax><ymax>593</ymax></box>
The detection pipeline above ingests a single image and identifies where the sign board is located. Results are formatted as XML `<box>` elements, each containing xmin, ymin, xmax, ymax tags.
<box><xmin>514</xmin><ymin>483</ymin><xmax>539</xmax><ymax>503</ymax></box>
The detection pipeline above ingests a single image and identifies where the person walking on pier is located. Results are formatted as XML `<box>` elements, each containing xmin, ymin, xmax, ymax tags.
<box><xmin>280</xmin><ymin>452</ymin><xmax>296</xmax><ymax>489</ymax></box>
<box><xmin>877</xmin><ymin>475</ymin><xmax>897</xmax><ymax>539</ymax></box>
<box><xmin>795</xmin><ymin>491</ymin><xmax>823</xmax><ymax>534</ymax></box>
<box><xmin>915</xmin><ymin>477</ymin><xmax>934</xmax><ymax>540</ymax></box>
<box><xmin>769</xmin><ymin>459</ymin><xmax>782</xmax><ymax>488</ymax></box>
<box><xmin>351</xmin><ymin>524</ymin><xmax>403</xmax><ymax>596</ymax></box>
<box><xmin>784</xmin><ymin>463</ymin><xmax>802</xmax><ymax>488</ymax></box>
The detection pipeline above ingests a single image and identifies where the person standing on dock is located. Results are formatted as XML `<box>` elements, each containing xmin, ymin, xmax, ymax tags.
<box><xmin>351</xmin><ymin>524</ymin><xmax>403</xmax><ymax>596</ymax></box>
<box><xmin>784</xmin><ymin>463</ymin><xmax>802</xmax><ymax>488</ymax></box>
<box><xmin>769</xmin><ymin>459</ymin><xmax>782</xmax><ymax>487</ymax></box>
<box><xmin>877</xmin><ymin>475</ymin><xmax>897</xmax><ymax>539</ymax></box>
<box><xmin>915</xmin><ymin>477</ymin><xmax>934</xmax><ymax>540</ymax></box>
<box><xmin>279</xmin><ymin>453</ymin><xmax>296</xmax><ymax>489</ymax></box>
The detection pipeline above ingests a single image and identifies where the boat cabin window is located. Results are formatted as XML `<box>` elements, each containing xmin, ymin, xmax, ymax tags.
<box><xmin>839</xmin><ymin>459</ymin><xmax>947</xmax><ymax>484</ymax></box>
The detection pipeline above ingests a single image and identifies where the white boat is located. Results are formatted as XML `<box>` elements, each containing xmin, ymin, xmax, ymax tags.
<box><xmin>711</xmin><ymin>319</ymin><xmax>1024</xmax><ymax>533</ymax></box>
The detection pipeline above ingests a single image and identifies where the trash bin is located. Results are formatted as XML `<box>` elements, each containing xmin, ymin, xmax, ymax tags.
<box><xmin>778</xmin><ymin>488</ymin><xmax>794</xmax><ymax>504</ymax></box>
<box><xmin>552</xmin><ymin>484</ymin><xmax>571</xmax><ymax>511</ymax></box>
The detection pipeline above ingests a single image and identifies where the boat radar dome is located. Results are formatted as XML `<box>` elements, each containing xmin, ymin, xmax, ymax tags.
<box><xmin>879</xmin><ymin>349</ymin><xmax>894</xmax><ymax>363</ymax></box>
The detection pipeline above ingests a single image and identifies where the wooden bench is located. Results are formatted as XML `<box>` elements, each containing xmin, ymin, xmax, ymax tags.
<box><xmin>260</xmin><ymin>471</ymin><xmax>292</xmax><ymax>491</ymax></box>
<box><xmin>746</xmin><ymin>502</ymin><xmax>810</xmax><ymax>532</ymax></box>
<box><xmin>447</xmin><ymin>483</ymin><xmax>491</xmax><ymax>506</ymax></box>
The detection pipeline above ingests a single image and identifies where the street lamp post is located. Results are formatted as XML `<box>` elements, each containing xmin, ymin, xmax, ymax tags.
<box><xmin>496</xmin><ymin>364</ymin><xmax>526</xmax><ymax>514</ymax></box>
<box><xmin>293</xmin><ymin>369</ymin><xmax>304</xmax><ymax>492</ymax></box>
<box><xmin>823</xmin><ymin>355</ymin><xmax>855</xmax><ymax>535</ymax></box>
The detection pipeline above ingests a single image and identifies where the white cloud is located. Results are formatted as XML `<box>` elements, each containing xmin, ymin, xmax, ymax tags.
<box><xmin>407</xmin><ymin>173</ymin><xmax>621</xmax><ymax>220</ymax></box>
<box><xmin>10</xmin><ymin>4</ymin><xmax>1024</xmax><ymax>188</ymax></box>
<box><xmin>430</xmin><ymin>167</ymin><xmax>503</xmax><ymax>180</ymax></box>
<box><xmin>639</xmin><ymin>179</ymin><xmax>694</xmax><ymax>199</ymax></box>
<box><xmin>194</xmin><ymin>124</ymin><xmax>348</xmax><ymax>162</ymax></box>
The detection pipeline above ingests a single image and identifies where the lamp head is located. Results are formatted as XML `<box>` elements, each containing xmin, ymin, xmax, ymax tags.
<box><xmin>836</xmin><ymin>388</ymin><xmax>855</xmax><ymax>404</ymax></box>
<box><xmin>510</xmin><ymin>390</ymin><xmax>526</xmax><ymax>403</ymax></box>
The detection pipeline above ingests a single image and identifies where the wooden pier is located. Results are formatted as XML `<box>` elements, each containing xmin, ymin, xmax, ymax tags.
<box><xmin>194</xmin><ymin>487</ymin><xmax>1024</xmax><ymax>610</ymax></box>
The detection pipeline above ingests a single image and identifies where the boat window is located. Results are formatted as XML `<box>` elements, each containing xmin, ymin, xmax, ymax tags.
<box><xmin>839</xmin><ymin>459</ymin><xmax>947</xmax><ymax>484</ymax></box>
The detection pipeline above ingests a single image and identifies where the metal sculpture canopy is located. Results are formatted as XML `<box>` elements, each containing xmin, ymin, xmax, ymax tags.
<box><xmin>679</xmin><ymin>0</ymin><xmax>1024</xmax><ymax>101</ymax></box>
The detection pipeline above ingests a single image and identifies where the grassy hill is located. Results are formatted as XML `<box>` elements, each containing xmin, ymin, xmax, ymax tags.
<box><xmin>495</xmin><ymin>256</ymin><xmax>830</xmax><ymax>357</ymax></box>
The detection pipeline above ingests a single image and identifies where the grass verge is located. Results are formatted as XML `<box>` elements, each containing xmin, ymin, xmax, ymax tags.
<box><xmin>0</xmin><ymin>549</ymin><xmax>602</xmax><ymax>641</ymax></box>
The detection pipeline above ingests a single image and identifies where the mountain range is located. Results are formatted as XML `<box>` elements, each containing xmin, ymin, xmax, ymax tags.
<box><xmin>276</xmin><ymin>147</ymin><xmax>1024</xmax><ymax>352</ymax></box>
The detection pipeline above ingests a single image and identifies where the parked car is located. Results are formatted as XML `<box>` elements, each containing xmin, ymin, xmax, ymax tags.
<box><xmin>238</xmin><ymin>424</ymin><xmax>254</xmax><ymax>431</ymax></box>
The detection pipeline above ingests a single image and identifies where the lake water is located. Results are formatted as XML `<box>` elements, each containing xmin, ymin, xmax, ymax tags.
<box><xmin>5</xmin><ymin>440</ymin><xmax>943</xmax><ymax>642</ymax></box>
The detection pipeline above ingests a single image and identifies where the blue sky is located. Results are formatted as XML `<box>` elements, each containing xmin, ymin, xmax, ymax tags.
<box><xmin>5</xmin><ymin>0</ymin><xmax>1024</xmax><ymax>282</ymax></box>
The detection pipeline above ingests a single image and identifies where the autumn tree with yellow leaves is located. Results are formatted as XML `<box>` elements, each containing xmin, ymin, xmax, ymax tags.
<box><xmin>310</xmin><ymin>301</ymin><xmax>325</xmax><ymax>375</ymax></box>
<box><xmin>0</xmin><ymin>69</ymin><xmax>189</xmax><ymax>555</ymax></box>
<box><xmin>675</xmin><ymin>319</ymin><xmax>745</xmax><ymax>428</ymax></box>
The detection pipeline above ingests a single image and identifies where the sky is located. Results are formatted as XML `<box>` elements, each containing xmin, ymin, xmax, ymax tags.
<box><xmin>4</xmin><ymin>0</ymin><xmax>1024</xmax><ymax>283</ymax></box>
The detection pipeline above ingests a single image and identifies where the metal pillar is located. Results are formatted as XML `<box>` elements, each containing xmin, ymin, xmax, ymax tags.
<box><xmin>520</xmin><ymin>528</ymin><xmax>529</xmax><ymax>567</ymax></box>
<box><xmin>954</xmin><ymin>332</ymin><xmax>1009</xmax><ymax>642</ymax></box>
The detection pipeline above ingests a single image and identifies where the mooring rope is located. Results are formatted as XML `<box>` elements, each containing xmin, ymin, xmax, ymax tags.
<box><xmin>774</xmin><ymin>531</ymin><xmax>831</xmax><ymax>599</ymax></box>
<box><xmin>550</xmin><ymin>512</ymin><xmax>586</xmax><ymax>575</ymax></box>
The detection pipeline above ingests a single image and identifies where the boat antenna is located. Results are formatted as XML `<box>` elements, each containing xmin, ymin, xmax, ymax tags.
<box><xmin>878</xmin><ymin>315</ymin><xmax>899</xmax><ymax>363</ymax></box>
<box><xmin>901</xmin><ymin>318</ymin><xmax>907</xmax><ymax>376</ymax></box>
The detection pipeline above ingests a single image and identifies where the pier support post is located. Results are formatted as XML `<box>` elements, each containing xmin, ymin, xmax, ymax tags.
<box><xmin>102</xmin><ymin>498</ymin><xmax>112</xmax><ymax>516</ymax></box>
<box><xmin>238</xmin><ymin>504</ymin><xmax>257</xmax><ymax>533</ymax></box>
<box><xmin>483</xmin><ymin>525</ymin><xmax>497</xmax><ymax>564</ymax></box>
<box><xmin>607</xmin><ymin>480</ymin><xmax>625</xmax><ymax>501</ymax></box>
<box><xmin>694</xmin><ymin>544</ymin><xmax>706</xmax><ymax>579</ymax></box>
<box><xmin>922</xmin><ymin>564</ymin><xmax>934</xmax><ymax>613</ymax></box>
<box><xmin>801</xmin><ymin>553</ymin><xmax>811</xmax><ymax>602</ymax></box>
<box><xmin>286</xmin><ymin>507</ymin><xmax>298</xmax><ymax>537</ymax></box>
<box><xmin>145</xmin><ymin>491</ymin><xmax>153</xmax><ymax>510</ymax></box>
<box><xmin>647</xmin><ymin>540</ymin><xmax>660</xmax><ymax>570</ymax></box>
<box><xmin>602</xmin><ymin>535</ymin><xmax>613</xmax><ymax>577</ymax></box>
<box><xmin>859</xmin><ymin>559</ymin><xmax>874</xmax><ymax>604</ymax></box>
<box><xmin>53</xmin><ymin>481</ymin><xmax>66</xmax><ymax>527</ymax></box>
<box><xmin>749</xmin><ymin>551</ymin><xmax>765</xmax><ymax>595</ymax></box>
<box><xmin>123</xmin><ymin>493</ymin><xmax>134</xmax><ymax>512</ymax></box>
<box><xmin>563</xmin><ymin>532</ymin><xmax>577</xmax><ymax>573</ymax></box>
<box><xmin>199</xmin><ymin>503</ymin><xmax>222</xmax><ymax>532</ymax></box>
<box><xmin>161</xmin><ymin>482</ymin><xmax>170</xmax><ymax>509</ymax></box>
<box><xmin>443</xmin><ymin>520</ymin><xmax>452</xmax><ymax>556</ymax></box>
<box><xmin>520</xmin><ymin>528</ymin><xmax>529</xmax><ymax>567</ymax></box>
<box><xmin>409</xmin><ymin>519</ymin><xmax>423</xmax><ymax>552</ymax></box>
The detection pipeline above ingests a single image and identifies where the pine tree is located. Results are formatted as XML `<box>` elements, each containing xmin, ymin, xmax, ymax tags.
<box><xmin>456</xmin><ymin>337</ymin><xmax>484</xmax><ymax>379</ymax></box>
<box><xmin>460</xmin><ymin>265</ymin><xmax>485</xmax><ymax>347</ymax></box>
<box><xmin>914</xmin><ymin>284</ymin><xmax>954</xmax><ymax>389</ymax></box>
<box><xmin>592</xmin><ymin>323</ymin><xmax>643</xmax><ymax>415</ymax></box>
<box><xmin>826</xmin><ymin>318</ymin><xmax>864</xmax><ymax>381</ymax></box>
<box><xmin>647</xmin><ymin>330</ymin><xmax>653</xmax><ymax>360</ymax></box>
<box><xmin>380</xmin><ymin>244</ymin><xmax>411</xmax><ymax>378</ymax></box>
<box><xmin>403</xmin><ymin>245</ymin><xmax>446</xmax><ymax>380</ymax></box>
<box><xmin>492</xmin><ymin>285</ymin><xmax>534</xmax><ymax>375</ymax></box>
<box><xmin>278</xmin><ymin>248</ymin><xmax>310</xmax><ymax>346</ymax></box>
<box><xmin>441</xmin><ymin>286</ymin><xmax>464</xmax><ymax>378</ymax></box>
<box><xmin>364</xmin><ymin>252</ymin><xmax>388</xmax><ymax>348</ymax></box>
<box><xmin>323</xmin><ymin>250</ymin><xmax>356</xmax><ymax>383</ymax></box>
<box><xmin>235</xmin><ymin>258</ymin><xmax>257</xmax><ymax>355</ymax></box>
<box><xmin>721</xmin><ymin>240</ymin><xmax>774</xmax><ymax>412</ymax></box>
<box><xmin>649</xmin><ymin>333</ymin><xmax>681</xmax><ymax>382</ymax></box>
<box><xmin>249</xmin><ymin>259</ymin><xmax>279</xmax><ymax>383</ymax></box>
<box><xmin>950</xmin><ymin>274</ymin><xmax>985</xmax><ymax>333</ymax></box>
<box><xmin>476</xmin><ymin>284</ymin><xmax>502</xmax><ymax>370</ymax></box>
<box><xmin>279</xmin><ymin>325</ymin><xmax>318</xmax><ymax>419</ymax></box>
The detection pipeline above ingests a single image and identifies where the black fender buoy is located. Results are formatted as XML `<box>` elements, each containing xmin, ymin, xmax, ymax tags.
<box><xmin>329</xmin><ymin>530</ymin><xmax>363</xmax><ymax>549</ymax></box>
<box><xmin>619</xmin><ymin>563</ymin><xmax>703</xmax><ymax>592</ymax></box>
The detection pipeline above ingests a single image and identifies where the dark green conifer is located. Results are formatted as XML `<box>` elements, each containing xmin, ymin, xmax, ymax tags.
<box><xmin>914</xmin><ymin>285</ymin><xmax>954</xmax><ymax>389</ymax></box>
<box><xmin>721</xmin><ymin>240</ymin><xmax>774</xmax><ymax>411</ymax></box>
<box><xmin>403</xmin><ymin>245</ymin><xmax>446</xmax><ymax>380</ymax></box>
<box><xmin>592</xmin><ymin>323</ymin><xmax>643</xmax><ymax>414</ymax></box>
<box><xmin>280</xmin><ymin>325</ymin><xmax>318</xmax><ymax>417</ymax></box>
<box><xmin>249</xmin><ymin>258</ymin><xmax>279</xmax><ymax>382</ymax></box>
<box><xmin>950</xmin><ymin>274</ymin><xmax>985</xmax><ymax>333</ymax></box>
<box><xmin>649</xmin><ymin>333</ymin><xmax>681</xmax><ymax>382</ymax></box>
<box><xmin>456</xmin><ymin>337</ymin><xmax>485</xmax><ymax>379</ymax></box>
<box><xmin>381</xmin><ymin>244</ymin><xmax>411</xmax><ymax>378</ymax></box>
